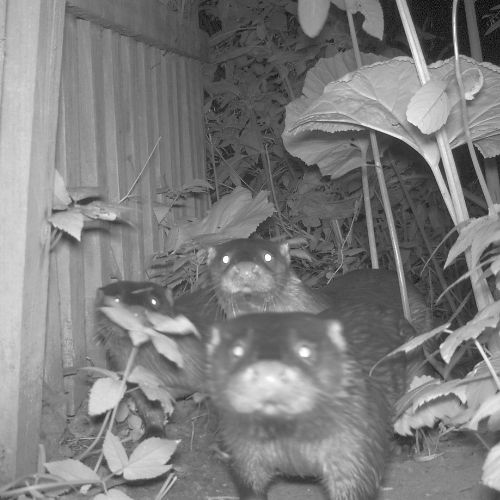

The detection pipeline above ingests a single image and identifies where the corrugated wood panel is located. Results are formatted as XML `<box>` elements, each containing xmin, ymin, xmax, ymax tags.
<box><xmin>0</xmin><ymin>0</ymin><xmax>65</xmax><ymax>481</ymax></box>
<box><xmin>47</xmin><ymin>1</ymin><xmax>208</xmax><ymax>421</ymax></box>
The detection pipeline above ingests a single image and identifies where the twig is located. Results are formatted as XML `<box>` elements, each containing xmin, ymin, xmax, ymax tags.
<box><xmin>119</xmin><ymin>137</ymin><xmax>161</xmax><ymax>204</ymax></box>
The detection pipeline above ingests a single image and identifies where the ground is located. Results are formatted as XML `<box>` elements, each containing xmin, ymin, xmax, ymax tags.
<box><xmin>58</xmin><ymin>399</ymin><xmax>499</xmax><ymax>500</ymax></box>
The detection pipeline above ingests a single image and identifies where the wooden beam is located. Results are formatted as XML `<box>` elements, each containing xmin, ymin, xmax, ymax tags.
<box><xmin>66</xmin><ymin>0</ymin><xmax>208</xmax><ymax>61</ymax></box>
<box><xmin>0</xmin><ymin>0</ymin><xmax>65</xmax><ymax>481</ymax></box>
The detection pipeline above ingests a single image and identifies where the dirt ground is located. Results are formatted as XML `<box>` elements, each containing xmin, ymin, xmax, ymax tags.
<box><xmin>93</xmin><ymin>399</ymin><xmax>500</xmax><ymax>500</ymax></box>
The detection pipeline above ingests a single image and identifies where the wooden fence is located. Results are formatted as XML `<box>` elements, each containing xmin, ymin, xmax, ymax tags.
<box><xmin>0</xmin><ymin>0</ymin><xmax>207</xmax><ymax>481</ymax></box>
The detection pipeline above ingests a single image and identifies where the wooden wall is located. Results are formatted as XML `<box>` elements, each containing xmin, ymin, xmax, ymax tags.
<box><xmin>0</xmin><ymin>0</ymin><xmax>207</xmax><ymax>481</ymax></box>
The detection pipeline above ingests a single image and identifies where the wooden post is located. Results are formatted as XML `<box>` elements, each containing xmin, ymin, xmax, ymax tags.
<box><xmin>0</xmin><ymin>0</ymin><xmax>65</xmax><ymax>481</ymax></box>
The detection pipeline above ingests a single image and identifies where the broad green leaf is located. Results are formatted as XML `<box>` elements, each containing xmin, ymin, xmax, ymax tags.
<box><xmin>88</xmin><ymin>378</ymin><xmax>126</xmax><ymax>416</ymax></box>
<box><xmin>440</xmin><ymin>301</ymin><xmax>500</xmax><ymax>362</ymax></box>
<box><xmin>406</xmin><ymin>80</ymin><xmax>449</xmax><ymax>134</ymax></box>
<box><xmin>482</xmin><ymin>442</ymin><xmax>500</xmax><ymax>490</ymax></box>
<box><xmin>283</xmin><ymin>56</ymin><xmax>500</xmax><ymax>178</ymax></box>
<box><xmin>298</xmin><ymin>0</ymin><xmax>330</xmax><ymax>38</ymax></box>
<box><xmin>103</xmin><ymin>431</ymin><xmax>128</xmax><ymax>474</ymax></box>
<box><xmin>123</xmin><ymin>438</ymin><xmax>178</xmax><ymax>480</ymax></box>
<box><xmin>49</xmin><ymin>209</ymin><xmax>84</xmax><ymax>241</ymax></box>
<box><xmin>44</xmin><ymin>459</ymin><xmax>100</xmax><ymax>482</ymax></box>
<box><xmin>467</xmin><ymin>393</ymin><xmax>500</xmax><ymax>431</ymax></box>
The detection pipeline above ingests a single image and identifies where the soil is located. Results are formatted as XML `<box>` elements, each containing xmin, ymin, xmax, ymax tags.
<box><xmin>73</xmin><ymin>399</ymin><xmax>500</xmax><ymax>500</ymax></box>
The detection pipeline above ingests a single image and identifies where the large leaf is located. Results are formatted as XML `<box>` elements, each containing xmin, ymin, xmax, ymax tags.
<box><xmin>283</xmin><ymin>56</ymin><xmax>500</xmax><ymax>177</ymax></box>
<box><xmin>165</xmin><ymin>187</ymin><xmax>275</xmax><ymax>252</ymax></box>
<box><xmin>440</xmin><ymin>301</ymin><xmax>500</xmax><ymax>363</ymax></box>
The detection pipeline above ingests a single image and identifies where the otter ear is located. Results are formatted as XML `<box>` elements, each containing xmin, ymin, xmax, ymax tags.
<box><xmin>325</xmin><ymin>320</ymin><xmax>346</xmax><ymax>352</ymax></box>
<box><xmin>279</xmin><ymin>242</ymin><xmax>291</xmax><ymax>264</ymax></box>
<box><xmin>207</xmin><ymin>324</ymin><xmax>222</xmax><ymax>356</ymax></box>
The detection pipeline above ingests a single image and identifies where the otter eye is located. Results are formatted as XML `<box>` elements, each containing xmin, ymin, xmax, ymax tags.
<box><xmin>263</xmin><ymin>252</ymin><xmax>272</xmax><ymax>262</ymax></box>
<box><xmin>222</xmin><ymin>254</ymin><xmax>230</xmax><ymax>264</ymax></box>
<box><xmin>113</xmin><ymin>296</ymin><xmax>121</xmax><ymax>303</ymax></box>
<box><xmin>150</xmin><ymin>296</ymin><xmax>160</xmax><ymax>309</ymax></box>
<box><xmin>296</xmin><ymin>343</ymin><xmax>313</xmax><ymax>360</ymax></box>
<box><xmin>232</xmin><ymin>342</ymin><xmax>245</xmax><ymax>358</ymax></box>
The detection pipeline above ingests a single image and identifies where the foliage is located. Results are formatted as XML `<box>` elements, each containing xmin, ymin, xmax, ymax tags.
<box><xmin>0</xmin><ymin>298</ymin><xmax>196</xmax><ymax>499</ymax></box>
<box><xmin>197</xmin><ymin>0</ymin><xmax>500</xmax><ymax>491</ymax></box>
<box><xmin>50</xmin><ymin>170</ymin><xmax>131</xmax><ymax>246</ymax></box>
<box><xmin>151</xmin><ymin>187</ymin><xmax>275</xmax><ymax>290</ymax></box>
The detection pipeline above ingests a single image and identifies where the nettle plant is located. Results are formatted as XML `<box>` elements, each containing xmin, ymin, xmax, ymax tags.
<box><xmin>1</xmin><ymin>300</ymin><xmax>198</xmax><ymax>500</ymax></box>
<box><xmin>283</xmin><ymin>0</ymin><xmax>500</xmax><ymax>489</ymax></box>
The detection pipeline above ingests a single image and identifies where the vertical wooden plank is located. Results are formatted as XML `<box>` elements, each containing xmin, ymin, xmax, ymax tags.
<box><xmin>151</xmin><ymin>47</ymin><xmax>171</xmax><ymax>251</ymax></box>
<box><xmin>192</xmin><ymin>59</ymin><xmax>209</xmax><ymax>215</ymax></box>
<box><xmin>56</xmin><ymin>13</ymin><xmax>88</xmax><ymax>415</ymax></box>
<box><xmin>157</xmin><ymin>50</ymin><xmax>175</xmax><ymax>212</ymax></box>
<box><xmin>162</xmin><ymin>54</ymin><xmax>184</xmax><ymax>218</ymax></box>
<box><xmin>89</xmin><ymin>22</ymin><xmax>117</xmax><ymax>286</ymax></box>
<box><xmin>75</xmin><ymin>18</ymin><xmax>107</xmax><ymax>368</ymax></box>
<box><xmin>134</xmin><ymin>42</ymin><xmax>156</xmax><ymax>264</ymax></box>
<box><xmin>142</xmin><ymin>44</ymin><xmax>161</xmax><ymax>254</ymax></box>
<box><xmin>0</xmin><ymin>0</ymin><xmax>65</xmax><ymax>481</ymax></box>
<box><xmin>101</xmin><ymin>28</ymin><xmax>125</xmax><ymax>280</ymax></box>
<box><xmin>118</xmin><ymin>35</ymin><xmax>142</xmax><ymax>279</ymax></box>
<box><xmin>178</xmin><ymin>56</ymin><xmax>196</xmax><ymax>218</ymax></box>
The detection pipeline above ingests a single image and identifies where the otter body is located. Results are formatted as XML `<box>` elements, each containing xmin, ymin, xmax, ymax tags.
<box><xmin>96</xmin><ymin>281</ymin><xmax>216</xmax><ymax>435</ymax></box>
<box><xmin>208</xmin><ymin>312</ymin><xmax>393</xmax><ymax>500</ymax></box>
<box><xmin>207</xmin><ymin>239</ymin><xmax>432</xmax><ymax>334</ymax></box>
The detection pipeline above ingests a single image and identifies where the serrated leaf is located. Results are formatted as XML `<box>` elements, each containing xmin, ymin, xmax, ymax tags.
<box><xmin>99</xmin><ymin>303</ymin><xmax>154</xmax><ymax>335</ymax></box>
<box><xmin>150</xmin><ymin>332</ymin><xmax>184</xmax><ymax>367</ymax></box>
<box><xmin>146</xmin><ymin>311</ymin><xmax>199</xmax><ymax>338</ymax></box>
<box><xmin>88</xmin><ymin>378</ymin><xmax>126</xmax><ymax>416</ymax></box>
<box><xmin>445</xmin><ymin>217</ymin><xmax>481</xmax><ymax>267</ymax></box>
<box><xmin>298</xmin><ymin>0</ymin><xmax>330</xmax><ymax>38</ymax></box>
<box><xmin>445</xmin><ymin>214</ymin><xmax>500</xmax><ymax>269</ymax></box>
<box><xmin>44</xmin><ymin>459</ymin><xmax>100</xmax><ymax>482</ymax></box>
<box><xmin>49</xmin><ymin>209</ymin><xmax>84</xmax><ymax>241</ymax></box>
<box><xmin>382</xmin><ymin>322</ymin><xmax>450</xmax><ymax>357</ymax></box>
<box><xmin>128</xmin><ymin>329</ymin><xmax>151</xmax><ymax>346</ymax></box>
<box><xmin>303</xmin><ymin>51</ymin><xmax>387</xmax><ymax>99</ymax></box>
<box><xmin>94</xmin><ymin>489</ymin><xmax>135</xmax><ymax>500</ymax></box>
<box><xmin>394</xmin><ymin>394</ymin><xmax>465</xmax><ymax>435</ymax></box>
<box><xmin>406</xmin><ymin>79</ymin><xmax>449</xmax><ymax>134</ymax></box>
<box><xmin>123</xmin><ymin>438</ymin><xmax>178</xmax><ymax>480</ymax></box>
<box><xmin>482</xmin><ymin>442</ymin><xmax>500</xmax><ymax>490</ymax></box>
<box><xmin>103</xmin><ymin>431</ymin><xmax>129</xmax><ymax>475</ymax></box>
<box><xmin>128</xmin><ymin>366</ymin><xmax>177</xmax><ymax>413</ymax></box>
<box><xmin>395</xmin><ymin>377</ymin><xmax>466</xmax><ymax>417</ymax></box>
<box><xmin>467</xmin><ymin>393</ymin><xmax>500</xmax><ymax>430</ymax></box>
<box><xmin>53</xmin><ymin>170</ymin><xmax>72</xmax><ymax>209</ymax></box>
<box><xmin>464</xmin><ymin>376</ymin><xmax>497</xmax><ymax>415</ymax></box>
<box><xmin>165</xmin><ymin>188</ymin><xmax>275</xmax><ymax>252</ymax></box>
<box><xmin>129</xmin><ymin>366</ymin><xmax>165</xmax><ymax>388</ymax></box>
<box><xmin>139</xmin><ymin>385</ymin><xmax>174</xmax><ymax>415</ymax></box>
<box><xmin>440</xmin><ymin>301</ymin><xmax>500</xmax><ymax>362</ymax></box>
